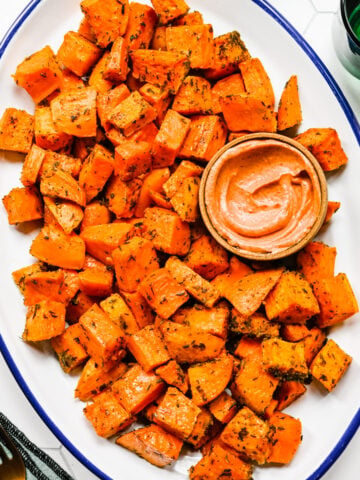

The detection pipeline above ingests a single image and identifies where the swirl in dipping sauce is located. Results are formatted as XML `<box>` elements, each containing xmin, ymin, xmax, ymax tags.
<box><xmin>204</xmin><ymin>139</ymin><xmax>322</xmax><ymax>254</ymax></box>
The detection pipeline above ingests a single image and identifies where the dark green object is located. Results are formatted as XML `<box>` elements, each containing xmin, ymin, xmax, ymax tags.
<box><xmin>349</xmin><ymin>4</ymin><xmax>360</xmax><ymax>40</ymax></box>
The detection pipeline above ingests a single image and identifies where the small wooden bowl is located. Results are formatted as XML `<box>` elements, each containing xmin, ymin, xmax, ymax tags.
<box><xmin>199</xmin><ymin>132</ymin><xmax>328</xmax><ymax>261</ymax></box>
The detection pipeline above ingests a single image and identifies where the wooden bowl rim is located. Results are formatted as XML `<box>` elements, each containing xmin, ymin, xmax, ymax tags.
<box><xmin>199</xmin><ymin>132</ymin><xmax>328</xmax><ymax>261</ymax></box>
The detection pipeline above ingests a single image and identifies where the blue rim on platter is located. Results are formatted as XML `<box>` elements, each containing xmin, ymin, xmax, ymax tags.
<box><xmin>0</xmin><ymin>1</ymin><xmax>359</xmax><ymax>479</ymax></box>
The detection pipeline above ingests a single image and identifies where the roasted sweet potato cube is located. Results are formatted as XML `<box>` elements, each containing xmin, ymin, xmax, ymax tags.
<box><xmin>154</xmin><ymin>387</ymin><xmax>201</xmax><ymax>439</ymax></box>
<box><xmin>23</xmin><ymin>300</ymin><xmax>66</xmax><ymax>342</ymax></box>
<box><xmin>151</xmin><ymin>26</ymin><xmax>167</xmax><ymax>50</ymax></box>
<box><xmin>325</xmin><ymin>201</ymin><xmax>341</xmax><ymax>223</ymax></box>
<box><xmin>97</xmin><ymin>84</ymin><xmax>130</xmax><ymax>131</ymax></box>
<box><xmin>114</xmin><ymin>140</ymin><xmax>152</xmax><ymax>181</ymax></box>
<box><xmin>205</xmin><ymin>31</ymin><xmax>250</xmax><ymax>80</ymax></box>
<box><xmin>105</xmin><ymin>176</ymin><xmax>142</xmax><ymax>219</ymax></box>
<box><xmin>163</xmin><ymin>160</ymin><xmax>203</xmax><ymax>199</ymax></box>
<box><xmin>80</xmin><ymin>223</ymin><xmax>134</xmax><ymax>265</ymax></box>
<box><xmin>3</xmin><ymin>186</ymin><xmax>43</xmax><ymax>225</ymax></box>
<box><xmin>295</xmin><ymin>127</ymin><xmax>348</xmax><ymax>171</ymax></box>
<box><xmin>231</xmin><ymin>355</ymin><xmax>279</xmax><ymax>415</ymax></box>
<box><xmin>276</xmin><ymin>381</ymin><xmax>307</xmax><ymax>411</ymax></box>
<box><xmin>84</xmin><ymin>390</ymin><xmax>135</xmax><ymax>438</ymax></box>
<box><xmin>13</xmin><ymin>46</ymin><xmax>63</xmax><ymax>103</ymax></box>
<box><xmin>139</xmin><ymin>83</ymin><xmax>171</xmax><ymax>125</ymax></box>
<box><xmin>296</xmin><ymin>241</ymin><xmax>337</xmax><ymax>286</ymax></box>
<box><xmin>179</xmin><ymin>115</ymin><xmax>227</xmax><ymax>162</ymax></box>
<box><xmin>160</xmin><ymin>321</ymin><xmax>225</xmax><ymax>364</ymax></box>
<box><xmin>277</xmin><ymin>75</ymin><xmax>302</xmax><ymax>131</ymax></box>
<box><xmin>50</xmin><ymin>87</ymin><xmax>97</xmax><ymax>137</ymax></box>
<box><xmin>172</xmin><ymin>301</ymin><xmax>229</xmax><ymax>339</ymax></box>
<box><xmin>102</xmin><ymin>36</ymin><xmax>129</xmax><ymax>83</ymax></box>
<box><xmin>186</xmin><ymin>408</ymin><xmax>214</xmax><ymax>449</ymax></box>
<box><xmin>313</xmin><ymin>273</ymin><xmax>359</xmax><ymax>328</ymax></box>
<box><xmin>40</xmin><ymin>150</ymin><xmax>82</xmax><ymax>178</ymax></box>
<box><xmin>66</xmin><ymin>291</ymin><xmax>94</xmax><ymax>324</ymax></box>
<box><xmin>112</xmin><ymin>363</ymin><xmax>165</xmax><ymax>414</ymax></box>
<box><xmin>151</xmin><ymin>110</ymin><xmax>191</xmax><ymax>168</ymax></box>
<box><xmin>262</xmin><ymin>338</ymin><xmax>308</xmax><ymax>381</ymax></box>
<box><xmin>301</xmin><ymin>327</ymin><xmax>326</xmax><ymax>365</ymax></box>
<box><xmin>77</xmin><ymin>15</ymin><xmax>97</xmax><ymax>42</ymax></box>
<box><xmin>188</xmin><ymin>353</ymin><xmax>233</xmax><ymax>406</ymax></box>
<box><xmin>185</xmin><ymin>234</ymin><xmax>229</xmax><ymax>280</ymax></box>
<box><xmin>79</xmin><ymin>304</ymin><xmax>126</xmax><ymax>371</ymax></box>
<box><xmin>221</xmin><ymin>93</ymin><xmax>277</xmax><ymax>132</ymax></box>
<box><xmin>174</xmin><ymin>10</ymin><xmax>203</xmax><ymax>25</ymax></box>
<box><xmin>79</xmin><ymin>144</ymin><xmax>114</xmax><ymax>202</ymax></box>
<box><xmin>166</xmin><ymin>24</ymin><xmax>214</xmax><ymax>69</ymax></box>
<box><xmin>155</xmin><ymin>360</ymin><xmax>188</xmax><ymax>394</ymax></box>
<box><xmin>211</xmin><ymin>73</ymin><xmax>245</xmax><ymax>114</ymax></box>
<box><xmin>166</xmin><ymin>256</ymin><xmax>221</xmax><ymax>308</ymax></box>
<box><xmin>51</xmin><ymin>323</ymin><xmax>88</xmax><ymax>373</ymax></box>
<box><xmin>109</xmin><ymin>91</ymin><xmax>157</xmax><ymax>137</ymax></box>
<box><xmin>267</xmin><ymin>412</ymin><xmax>302</xmax><ymax>464</ymax></box>
<box><xmin>100</xmin><ymin>293</ymin><xmax>139</xmax><ymax>334</ymax></box>
<box><xmin>265</xmin><ymin>271</ymin><xmax>320</xmax><ymax>324</ymax></box>
<box><xmin>172</xmin><ymin>76</ymin><xmax>212</xmax><ymax>115</ymax></box>
<box><xmin>122</xmin><ymin>291</ymin><xmax>154</xmax><ymax>329</ymax></box>
<box><xmin>139</xmin><ymin>268</ymin><xmax>189</xmax><ymax>319</ymax></box>
<box><xmin>151</xmin><ymin>0</ymin><xmax>189</xmax><ymax>24</ymax></box>
<box><xmin>127</xmin><ymin>325</ymin><xmax>170</xmax><ymax>372</ymax></box>
<box><xmin>34</xmin><ymin>106</ymin><xmax>72</xmax><ymax>152</ymax></box>
<box><xmin>23</xmin><ymin>269</ymin><xmax>65</xmax><ymax>306</ymax></box>
<box><xmin>239</xmin><ymin>57</ymin><xmax>275</xmax><ymax>109</ymax></box>
<box><xmin>40</xmin><ymin>169</ymin><xmax>86</xmax><ymax>206</ymax></box>
<box><xmin>230</xmin><ymin>310</ymin><xmax>280</xmax><ymax>338</ymax></box>
<box><xmin>57</xmin><ymin>31</ymin><xmax>101</xmax><ymax>77</ymax></box>
<box><xmin>80</xmin><ymin>0</ymin><xmax>129</xmax><ymax>48</ymax></box>
<box><xmin>81</xmin><ymin>201</ymin><xmax>111</xmax><ymax>231</ymax></box>
<box><xmin>21</xmin><ymin>144</ymin><xmax>46</xmax><ymax>186</ymax></box>
<box><xmin>31</xmin><ymin>225</ymin><xmax>86</xmax><ymax>270</ymax></box>
<box><xmin>310</xmin><ymin>339</ymin><xmax>352</xmax><ymax>392</ymax></box>
<box><xmin>220</xmin><ymin>406</ymin><xmax>270</xmax><ymax>464</ymax></box>
<box><xmin>143</xmin><ymin>207</ymin><xmax>191</xmax><ymax>255</ymax></box>
<box><xmin>88</xmin><ymin>52</ymin><xmax>114</xmax><ymax>93</ymax></box>
<box><xmin>211</xmin><ymin>256</ymin><xmax>252</xmax><ymax>297</ymax></box>
<box><xmin>60</xmin><ymin>67</ymin><xmax>86</xmax><ymax>92</ymax></box>
<box><xmin>12</xmin><ymin>263</ymin><xmax>42</xmax><ymax>294</ymax></box>
<box><xmin>209</xmin><ymin>391</ymin><xmax>237</xmax><ymax>424</ymax></box>
<box><xmin>234</xmin><ymin>336</ymin><xmax>262</xmax><ymax>359</ymax></box>
<box><xmin>79</xmin><ymin>268</ymin><xmax>113</xmax><ymax>298</ymax></box>
<box><xmin>131</xmin><ymin>49</ymin><xmax>190</xmax><ymax>94</ymax></box>
<box><xmin>0</xmin><ymin>108</ymin><xmax>34</xmax><ymax>154</ymax></box>
<box><xmin>124</xmin><ymin>2</ymin><xmax>157</xmax><ymax>51</ymax></box>
<box><xmin>116</xmin><ymin>424</ymin><xmax>183</xmax><ymax>467</ymax></box>
<box><xmin>170</xmin><ymin>177</ymin><xmax>200</xmax><ymax>223</ymax></box>
<box><xmin>226</xmin><ymin>268</ymin><xmax>283</xmax><ymax>317</ymax></box>
<box><xmin>112</xmin><ymin>236</ymin><xmax>159</xmax><ymax>293</ymax></box>
<box><xmin>75</xmin><ymin>358</ymin><xmax>128</xmax><ymax>402</ymax></box>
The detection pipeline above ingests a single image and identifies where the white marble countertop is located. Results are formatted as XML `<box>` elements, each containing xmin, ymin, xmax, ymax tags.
<box><xmin>0</xmin><ymin>1</ymin><xmax>359</xmax><ymax>479</ymax></box>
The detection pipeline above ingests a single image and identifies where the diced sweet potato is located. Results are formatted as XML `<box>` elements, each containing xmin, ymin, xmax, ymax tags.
<box><xmin>114</xmin><ymin>140</ymin><xmax>152</xmax><ymax>181</ymax></box>
<box><xmin>127</xmin><ymin>325</ymin><xmax>170</xmax><ymax>372</ymax></box>
<box><xmin>185</xmin><ymin>234</ymin><xmax>229</xmax><ymax>280</ymax></box>
<box><xmin>81</xmin><ymin>201</ymin><xmax>111</xmax><ymax>231</ymax></box>
<box><xmin>77</xmin><ymin>15</ymin><xmax>96</xmax><ymax>42</ymax></box>
<box><xmin>40</xmin><ymin>168</ymin><xmax>86</xmax><ymax>206</ymax></box>
<box><xmin>23</xmin><ymin>269</ymin><xmax>64</xmax><ymax>306</ymax></box>
<box><xmin>57</xmin><ymin>31</ymin><xmax>101</xmax><ymax>77</ymax></box>
<box><xmin>262</xmin><ymin>338</ymin><xmax>308</xmax><ymax>382</ymax></box>
<box><xmin>170</xmin><ymin>177</ymin><xmax>200</xmax><ymax>223</ymax></box>
<box><xmin>23</xmin><ymin>300</ymin><xmax>66</xmax><ymax>342</ymax></box>
<box><xmin>84</xmin><ymin>390</ymin><xmax>134</xmax><ymax>438</ymax></box>
<box><xmin>88</xmin><ymin>52</ymin><xmax>115</xmax><ymax>93</ymax></box>
<box><xmin>151</xmin><ymin>0</ymin><xmax>189</xmax><ymax>25</ymax></box>
<box><xmin>239</xmin><ymin>57</ymin><xmax>275</xmax><ymax>109</ymax></box>
<box><xmin>296</xmin><ymin>241</ymin><xmax>337</xmax><ymax>286</ymax></box>
<box><xmin>12</xmin><ymin>263</ymin><xmax>42</xmax><ymax>295</ymax></box>
<box><xmin>34</xmin><ymin>106</ymin><xmax>72</xmax><ymax>152</ymax></box>
<box><xmin>102</xmin><ymin>36</ymin><xmax>129</xmax><ymax>84</ymax></box>
<box><xmin>173</xmin><ymin>76</ymin><xmax>212</xmax><ymax>115</ymax></box>
<box><xmin>51</xmin><ymin>323</ymin><xmax>88</xmax><ymax>373</ymax></box>
<box><xmin>21</xmin><ymin>144</ymin><xmax>46</xmax><ymax>186</ymax></box>
<box><xmin>220</xmin><ymin>406</ymin><xmax>270</xmax><ymax>464</ymax></box>
<box><xmin>100</xmin><ymin>293</ymin><xmax>139</xmax><ymax>334</ymax></box>
<box><xmin>301</xmin><ymin>327</ymin><xmax>327</xmax><ymax>365</ymax></box>
<box><xmin>134</xmin><ymin>167</ymin><xmax>170</xmax><ymax>217</ymax></box>
<box><xmin>186</xmin><ymin>408</ymin><xmax>214</xmax><ymax>449</ymax></box>
<box><xmin>124</xmin><ymin>2</ymin><xmax>157</xmax><ymax>51</ymax></box>
<box><xmin>208</xmin><ymin>391</ymin><xmax>237</xmax><ymax>424</ymax></box>
<box><xmin>155</xmin><ymin>360</ymin><xmax>188</xmax><ymax>394</ymax></box>
<box><xmin>281</xmin><ymin>324</ymin><xmax>310</xmax><ymax>342</ymax></box>
<box><xmin>3</xmin><ymin>186</ymin><xmax>43</xmax><ymax>225</ymax></box>
<box><xmin>40</xmin><ymin>150</ymin><xmax>82</xmax><ymax>178</ymax></box>
<box><xmin>0</xmin><ymin>108</ymin><xmax>34</xmax><ymax>154</ymax></box>
<box><xmin>174</xmin><ymin>10</ymin><xmax>203</xmax><ymax>25</ymax></box>
<box><xmin>97</xmin><ymin>84</ymin><xmax>131</xmax><ymax>131</ymax></box>
<box><xmin>276</xmin><ymin>381</ymin><xmax>307</xmax><ymax>411</ymax></box>
<box><xmin>139</xmin><ymin>83</ymin><xmax>171</xmax><ymax>125</ymax></box>
<box><xmin>325</xmin><ymin>201</ymin><xmax>341</xmax><ymax>223</ymax></box>
<box><xmin>44</xmin><ymin>197</ymin><xmax>83</xmax><ymax>234</ymax></box>
<box><xmin>310</xmin><ymin>339</ymin><xmax>352</xmax><ymax>392</ymax></box>
<box><xmin>211</xmin><ymin>73</ymin><xmax>245</xmax><ymax>114</ymax></box>
<box><xmin>230</xmin><ymin>310</ymin><xmax>280</xmax><ymax>338</ymax></box>
<box><xmin>179</xmin><ymin>115</ymin><xmax>227</xmax><ymax>162</ymax></box>
<box><xmin>79</xmin><ymin>144</ymin><xmax>114</xmax><ymax>202</ymax></box>
<box><xmin>13</xmin><ymin>46</ymin><xmax>63</xmax><ymax>103</ymax></box>
<box><xmin>79</xmin><ymin>267</ymin><xmax>113</xmax><ymax>298</ymax></box>
<box><xmin>66</xmin><ymin>291</ymin><xmax>94</xmax><ymax>324</ymax></box>
<box><xmin>160</xmin><ymin>321</ymin><xmax>225</xmax><ymax>364</ymax></box>
<box><xmin>112</xmin><ymin>363</ymin><xmax>165</xmax><ymax>414</ymax></box>
<box><xmin>277</xmin><ymin>75</ymin><xmax>302</xmax><ymax>131</ymax></box>
<box><xmin>234</xmin><ymin>336</ymin><xmax>263</xmax><ymax>359</ymax></box>
<box><xmin>267</xmin><ymin>412</ymin><xmax>302</xmax><ymax>464</ymax></box>
<box><xmin>211</xmin><ymin>256</ymin><xmax>252</xmax><ymax>297</ymax></box>
<box><xmin>151</xmin><ymin>26</ymin><xmax>167</xmax><ymax>50</ymax></box>
<box><xmin>105</xmin><ymin>176</ymin><xmax>142</xmax><ymax>219</ymax></box>
<box><xmin>163</xmin><ymin>160</ymin><xmax>204</xmax><ymax>199</ymax></box>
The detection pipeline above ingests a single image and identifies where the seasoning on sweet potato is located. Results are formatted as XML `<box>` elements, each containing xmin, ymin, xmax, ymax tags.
<box><xmin>23</xmin><ymin>300</ymin><xmax>66</xmax><ymax>342</ymax></box>
<box><xmin>75</xmin><ymin>358</ymin><xmax>128</xmax><ymax>402</ymax></box>
<box><xmin>188</xmin><ymin>353</ymin><xmax>233</xmax><ymax>406</ymax></box>
<box><xmin>79</xmin><ymin>267</ymin><xmax>113</xmax><ymax>298</ymax></box>
<box><xmin>267</xmin><ymin>412</ymin><xmax>302</xmax><ymax>464</ymax></box>
<box><xmin>179</xmin><ymin>114</ymin><xmax>228</xmax><ymax>162</ymax></box>
<box><xmin>66</xmin><ymin>290</ymin><xmax>94</xmax><ymax>325</ymax></box>
<box><xmin>131</xmin><ymin>49</ymin><xmax>190</xmax><ymax>94</ymax></box>
<box><xmin>172</xmin><ymin>301</ymin><xmax>229</xmax><ymax>339</ymax></box>
<box><xmin>20</xmin><ymin>144</ymin><xmax>46</xmax><ymax>186</ymax></box>
<box><xmin>34</xmin><ymin>106</ymin><xmax>72</xmax><ymax>152</ymax></box>
<box><xmin>105</xmin><ymin>176</ymin><xmax>142</xmax><ymax>219</ymax></box>
<box><xmin>277</xmin><ymin>75</ymin><xmax>302</xmax><ymax>131</ymax></box>
<box><xmin>40</xmin><ymin>150</ymin><xmax>82</xmax><ymax>178</ymax></box>
<box><xmin>151</xmin><ymin>26</ymin><xmax>167</xmax><ymax>50</ymax></box>
<box><xmin>239</xmin><ymin>57</ymin><xmax>275</xmax><ymax>109</ymax></box>
<box><xmin>44</xmin><ymin>196</ymin><xmax>83</xmax><ymax>234</ymax></box>
<box><xmin>221</xmin><ymin>93</ymin><xmax>277</xmax><ymax>132</ymax></box>
<box><xmin>112</xmin><ymin>363</ymin><xmax>165</xmax><ymax>414</ymax></box>
<box><xmin>88</xmin><ymin>52</ymin><xmax>114</xmax><ymax>93</ymax></box>
<box><xmin>211</xmin><ymin>256</ymin><xmax>252</xmax><ymax>296</ymax></box>
<box><xmin>57</xmin><ymin>31</ymin><xmax>102</xmax><ymax>77</ymax></box>
<box><xmin>174</xmin><ymin>10</ymin><xmax>203</xmax><ymax>25</ymax></box>
<box><xmin>281</xmin><ymin>324</ymin><xmax>310</xmax><ymax>342</ymax></box>
<box><xmin>101</xmin><ymin>37</ymin><xmax>129</xmax><ymax>84</ymax></box>
<box><xmin>84</xmin><ymin>390</ymin><xmax>135</xmax><ymax>438</ymax></box>
<box><xmin>143</xmin><ymin>207</ymin><xmax>191</xmax><ymax>255</ymax></box>
<box><xmin>160</xmin><ymin>321</ymin><xmax>225</xmax><ymax>364</ymax></box>
<box><xmin>0</xmin><ymin>108</ymin><xmax>34</xmax><ymax>154</ymax></box>
<box><xmin>139</xmin><ymin>84</ymin><xmax>171</xmax><ymax>125</ymax></box>
<box><xmin>114</xmin><ymin>140</ymin><xmax>152</xmax><ymax>181</ymax></box>
<box><xmin>262</xmin><ymin>338</ymin><xmax>308</xmax><ymax>382</ymax></box>
<box><xmin>2</xmin><ymin>186</ymin><xmax>43</xmax><ymax>225</ymax></box>
<box><xmin>51</xmin><ymin>323</ymin><xmax>88</xmax><ymax>373</ymax></box>
<box><xmin>79</xmin><ymin>144</ymin><xmax>114</xmax><ymax>202</ymax></box>
<box><xmin>313</xmin><ymin>273</ymin><xmax>359</xmax><ymax>328</ymax></box>
<box><xmin>80</xmin><ymin>0</ymin><xmax>129</xmax><ymax>48</ymax></box>
<box><xmin>185</xmin><ymin>234</ymin><xmax>229</xmax><ymax>281</ymax></box>
<box><xmin>155</xmin><ymin>360</ymin><xmax>189</xmax><ymax>394</ymax></box>
<box><xmin>170</xmin><ymin>177</ymin><xmax>200</xmax><ymax>222</ymax></box>
<box><xmin>128</xmin><ymin>325</ymin><xmax>170</xmax><ymax>372</ymax></box>
<box><xmin>208</xmin><ymin>391</ymin><xmax>237</xmax><ymax>424</ymax></box>
<box><xmin>13</xmin><ymin>45</ymin><xmax>63</xmax><ymax>104</ymax></box>
<box><xmin>220</xmin><ymin>406</ymin><xmax>270</xmax><ymax>464</ymax></box>
<box><xmin>100</xmin><ymin>293</ymin><xmax>139</xmax><ymax>334</ymax></box>
<box><xmin>81</xmin><ymin>201</ymin><xmax>112</xmax><ymax>231</ymax></box>
<box><xmin>231</xmin><ymin>355</ymin><xmax>279</xmax><ymax>415</ymax></box>
<box><xmin>121</xmin><ymin>291</ymin><xmax>154</xmax><ymax>329</ymax></box>
<box><xmin>77</xmin><ymin>15</ymin><xmax>96</xmax><ymax>43</ymax></box>
<box><xmin>234</xmin><ymin>336</ymin><xmax>263</xmax><ymax>359</ymax></box>
<box><xmin>40</xmin><ymin>168</ymin><xmax>86</xmax><ymax>206</ymax></box>
<box><xmin>61</xmin><ymin>67</ymin><xmax>86</xmax><ymax>92</ymax></box>
<box><xmin>50</xmin><ymin>87</ymin><xmax>97</xmax><ymax>137</ymax></box>
<box><xmin>172</xmin><ymin>76</ymin><xmax>212</xmax><ymax>116</ymax></box>
<box><xmin>295</xmin><ymin>127</ymin><xmax>348</xmax><ymax>171</ymax></box>
<box><xmin>205</xmin><ymin>31</ymin><xmax>250</xmax><ymax>80</ymax></box>
<box><xmin>112</xmin><ymin>236</ymin><xmax>159</xmax><ymax>293</ymax></box>
<box><xmin>231</xmin><ymin>310</ymin><xmax>280</xmax><ymax>339</ymax></box>
<box><xmin>139</xmin><ymin>267</ymin><xmax>189</xmax><ymax>319</ymax></box>
<box><xmin>276</xmin><ymin>381</ymin><xmax>307</xmax><ymax>411</ymax></box>
<box><xmin>296</xmin><ymin>241</ymin><xmax>337</xmax><ymax>286</ymax></box>
<box><xmin>186</xmin><ymin>408</ymin><xmax>215</xmax><ymax>449</ymax></box>
<box><xmin>124</xmin><ymin>2</ymin><xmax>157</xmax><ymax>51</ymax></box>
<box><xmin>151</xmin><ymin>0</ymin><xmax>189</xmax><ymax>25</ymax></box>
<box><xmin>301</xmin><ymin>327</ymin><xmax>326</xmax><ymax>365</ymax></box>
<box><xmin>23</xmin><ymin>269</ymin><xmax>64</xmax><ymax>306</ymax></box>
<box><xmin>325</xmin><ymin>201</ymin><xmax>341</xmax><ymax>223</ymax></box>
<box><xmin>116</xmin><ymin>424</ymin><xmax>183</xmax><ymax>467</ymax></box>
<box><xmin>12</xmin><ymin>263</ymin><xmax>42</xmax><ymax>295</ymax></box>
<box><xmin>163</xmin><ymin>160</ymin><xmax>204</xmax><ymax>199</ymax></box>
<box><xmin>211</xmin><ymin>73</ymin><xmax>245</xmax><ymax>114</ymax></box>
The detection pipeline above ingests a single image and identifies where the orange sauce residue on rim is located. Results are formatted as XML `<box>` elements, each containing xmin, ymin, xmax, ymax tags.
<box><xmin>204</xmin><ymin>139</ymin><xmax>322</xmax><ymax>254</ymax></box>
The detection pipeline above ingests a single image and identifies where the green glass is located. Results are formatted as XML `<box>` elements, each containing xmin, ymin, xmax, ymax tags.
<box><xmin>349</xmin><ymin>4</ymin><xmax>360</xmax><ymax>40</ymax></box>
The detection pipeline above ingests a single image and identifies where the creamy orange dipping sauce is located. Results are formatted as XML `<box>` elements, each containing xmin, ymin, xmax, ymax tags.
<box><xmin>204</xmin><ymin>139</ymin><xmax>322</xmax><ymax>254</ymax></box>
